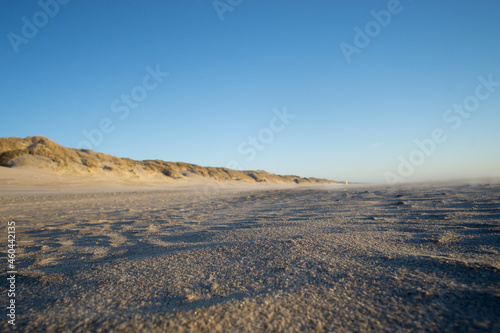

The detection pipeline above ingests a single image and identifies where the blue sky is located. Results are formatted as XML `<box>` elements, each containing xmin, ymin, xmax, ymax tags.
<box><xmin>1</xmin><ymin>0</ymin><xmax>499</xmax><ymax>182</ymax></box>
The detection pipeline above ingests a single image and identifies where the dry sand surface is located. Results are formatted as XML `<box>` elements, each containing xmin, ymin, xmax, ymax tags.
<box><xmin>1</xmin><ymin>176</ymin><xmax>499</xmax><ymax>332</ymax></box>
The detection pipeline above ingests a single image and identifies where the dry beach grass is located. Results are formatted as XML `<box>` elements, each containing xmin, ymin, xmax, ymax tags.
<box><xmin>1</xmin><ymin>173</ymin><xmax>499</xmax><ymax>332</ymax></box>
<box><xmin>0</xmin><ymin>136</ymin><xmax>333</xmax><ymax>185</ymax></box>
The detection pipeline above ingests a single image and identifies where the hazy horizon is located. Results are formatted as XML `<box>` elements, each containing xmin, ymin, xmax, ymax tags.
<box><xmin>2</xmin><ymin>0</ymin><xmax>500</xmax><ymax>183</ymax></box>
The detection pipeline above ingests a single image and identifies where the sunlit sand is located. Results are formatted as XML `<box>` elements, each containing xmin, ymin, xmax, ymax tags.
<box><xmin>1</xmin><ymin>170</ymin><xmax>498</xmax><ymax>331</ymax></box>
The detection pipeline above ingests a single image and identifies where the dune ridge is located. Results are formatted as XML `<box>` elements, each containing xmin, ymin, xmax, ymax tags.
<box><xmin>0</xmin><ymin>136</ymin><xmax>336</xmax><ymax>185</ymax></box>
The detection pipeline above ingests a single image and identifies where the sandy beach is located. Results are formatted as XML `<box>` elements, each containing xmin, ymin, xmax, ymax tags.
<box><xmin>1</xmin><ymin>175</ymin><xmax>499</xmax><ymax>332</ymax></box>
<box><xmin>3</xmin><ymin>0</ymin><xmax>500</xmax><ymax>330</ymax></box>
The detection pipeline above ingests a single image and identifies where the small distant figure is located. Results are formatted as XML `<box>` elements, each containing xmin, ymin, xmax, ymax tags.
<box><xmin>345</xmin><ymin>180</ymin><xmax>348</xmax><ymax>186</ymax></box>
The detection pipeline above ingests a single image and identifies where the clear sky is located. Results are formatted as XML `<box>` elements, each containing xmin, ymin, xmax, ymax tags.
<box><xmin>1</xmin><ymin>0</ymin><xmax>499</xmax><ymax>183</ymax></box>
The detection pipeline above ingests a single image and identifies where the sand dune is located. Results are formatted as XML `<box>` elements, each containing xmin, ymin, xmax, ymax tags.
<box><xmin>0</xmin><ymin>136</ymin><xmax>336</xmax><ymax>185</ymax></box>
<box><xmin>1</xmin><ymin>180</ymin><xmax>499</xmax><ymax>331</ymax></box>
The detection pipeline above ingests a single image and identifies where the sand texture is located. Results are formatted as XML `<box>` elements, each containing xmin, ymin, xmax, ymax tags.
<box><xmin>1</xmin><ymin>180</ymin><xmax>499</xmax><ymax>332</ymax></box>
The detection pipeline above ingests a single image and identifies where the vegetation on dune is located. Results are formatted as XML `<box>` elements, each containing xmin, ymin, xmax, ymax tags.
<box><xmin>0</xmin><ymin>136</ymin><xmax>336</xmax><ymax>184</ymax></box>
